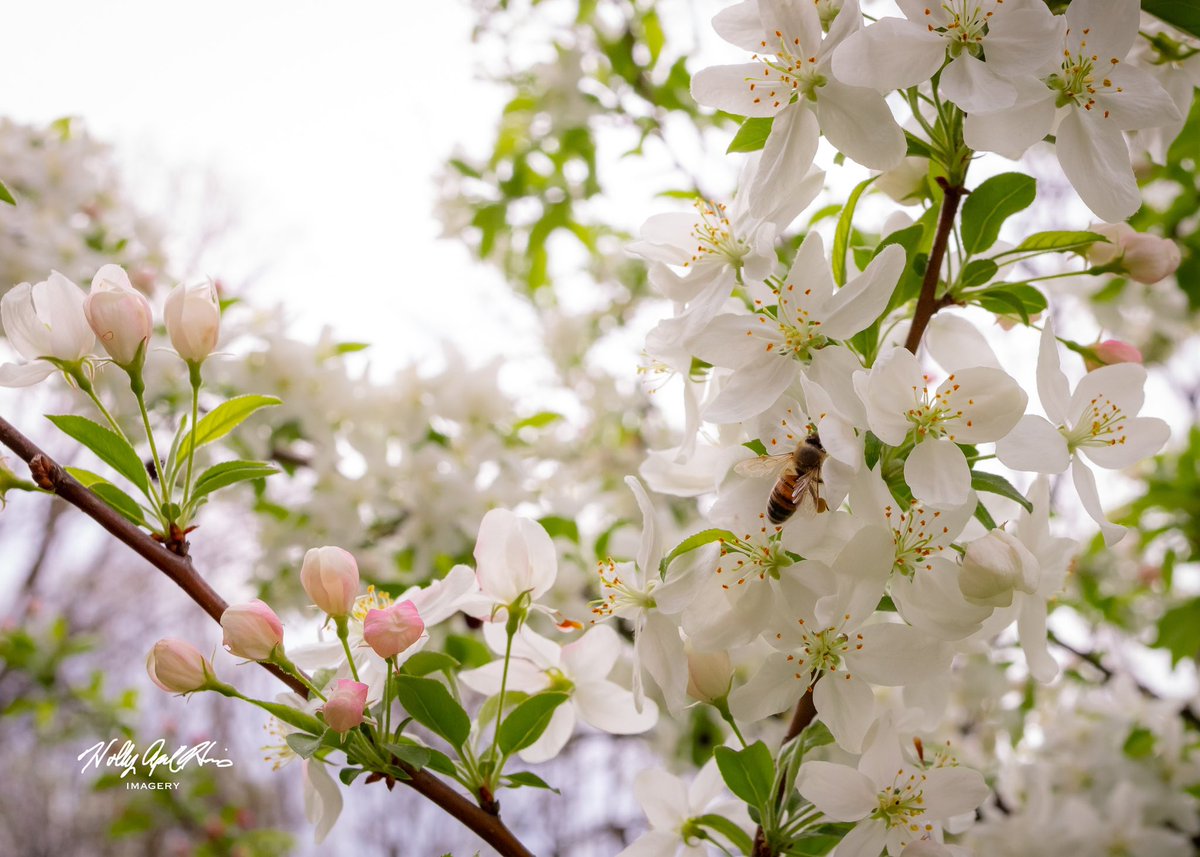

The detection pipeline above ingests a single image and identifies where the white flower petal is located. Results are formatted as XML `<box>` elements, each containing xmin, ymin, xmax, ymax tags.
<box><xmin>750</xmin><ymin>104</ymin><xmax>821</xmax><ymax>224</ymax></box>
<box><xmin>0</xmin><ymin>359</ymin><xmax>56</xmax><ymax>387</ymax></box>
<box><xmin>518</xmin><ymin>703</ymin><xmax>576</xmax><ymax>763</ymax></box>
<box><xmin>703</xmin><ymin>355</ymin><xmax>796</xmax><ymax>423</ymax></box>
<box><xmin>995</xmin><ymin>415</ymin><xmax>1070</xmax><ymax>474</ymax></box>
<box><xmin>1017</xmin><ymin>595</ymin><xmax>1058</xmax><ymax>682</ymax></box>
<box><xmin>1071</xmin><ymin>458</ymin><xmax>1126</xmax><ymax>546</ymax></box>
<box><xmin>1037</xmin><ymin>320</ymin><xmax>1071</xmax><ymax>425</ymax></box>
<box><xmin>634</xmin><ymin>767</ymin><xmax>690</xmax><ymax>829</ymax></box>
<box><xmin>691</xmin><ymin>63</ymin><xmax>781</xmax><ymax>117</ymax></box>
<box><xmin>1056</xmin><ymin>108</ymin><xmax>1141</xmax><ymax>223</ymax></box>
<box><xmin>821</xmin><ymin>244</ymin><xmax>906</xmax><ymax>339</ymax></box>
<box><xmin>940</xmin><ymin>52</ymin><xmax>1015</xmax><ymax>113</ymax></box>
<box><xmin>905</xmin><ymin>438</ymin><xmax>971</xmax><ymax>509</ymax></box>
<box><xmin>831</xmin><ymin>19</ymin><xmax>946</xmax><ymax>92</ymax></box>
<box><xmin>729</xmin><ymin>654</ymin><xmax>807</xmax><ymax>723</ymax></box>
<box><xmin>852</xmin><ymin>623</ymin><xmax>947</xmax><ymax>687</ymax></box>
<box><xmin>712</xmin><ymin>0</ymin><xmax>766</xmax><ymax>52</ymax></box>
<box><xmin>814</xmin><ymin>672</ymin><xmax>875</xmax><ymax>752</ymax></box>
<box><xmin>920</xmin><ymin>766</ymin><xmax>990</xmax><ymax>819</ymax></box>
<box><xmin>837</xmin><ymin>819</ymin><xmax>890</xmax><ymax>857</ymax></box>
<box><xmin>574</xmin><ymin>679</ymin><xmax>659</xmax><ymax>734</ymax></box>
<box><xmin>562</xmin><ymin>624</ymin><xmax>621</xmax><ymax>680</ymax></box>
<box><xmin>795</xmin><ymin>760</ymin><xmax>876</xmax><ymax>821</ymax></box>
<box><xmin>963</xmin><ymin>78</ymin><xmax>1056</xmax><ymax>160</ymax></box>
<box><xmin>302</xmin><ymin>760</ymin><xmax>343</xmax><ymax>844</ymax></box>
<box><xmin>814</xmin><ymin>81</ymin><xmax>906</xmax><ymax>170</ymax></box>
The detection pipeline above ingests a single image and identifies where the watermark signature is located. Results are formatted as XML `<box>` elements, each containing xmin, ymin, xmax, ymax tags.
<box><xmin>78</xmin><ymin>738</ymin><xmax>233</xmax><ymax>789</ymax></box>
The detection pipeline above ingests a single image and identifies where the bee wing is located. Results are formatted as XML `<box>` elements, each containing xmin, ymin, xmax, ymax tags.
<box><xmin>791</xmin><ymin>469</ymin><xmax>828</xmax><ymax>513</ymax></box>
<box><xmin>734</xmin><ymin>452</ymin><xmax>793</xmax><ymax>478</ymax></box>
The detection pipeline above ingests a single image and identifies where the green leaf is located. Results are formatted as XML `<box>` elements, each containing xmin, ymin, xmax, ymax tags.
<box><xmin>191</xmin><ymin>459</ymin><xmax>278</xmax><ymax>500</ymax></box>
<box><xmin>392</xmin><ymin>675</ymin><xmax>471</xmax><ymax>749</ymax></box>
<box><xmin>714</xmin><ymin>741</ymin><xmax>775</xmax><ymax>812</ymax></box>
<box><xmin>961</xmin><ymin>173</ymin><xmax>1036</xmax><ymax>254</ymax></box>
<box><xmin>971</xmin><ymin>470</ymin><xmax>1033</xmax><ymax>513</ymax></box>
<box><xmin>538</xmin><ymin>515</ymin><xmax>580</xmax><ymax>544</ymax></box>
<box><xmin>1122</xmin><ymin>726</ymin><xmax>1156</xmax><ymax>759</ymax></box>
<box><xmin>661</xmin><ymin>528</ymin><xmax>735</xmax><ymax>573</ymax></box>
<box><xmin>512</xmin><ymin>411</ymin><xmax>563</xmax><ymax>431</ymax></box>
<box><xmin>1005</xmin><ymin>230</ymin><xmax>1107</xmax><ymax>255</ymax></box>
<box><xmin>1142</xmin><ymin>0</ymin><xmax>1200</xmax><ymax>40</ymax></box>
<box><xmin>386</xmin><ymin>742</ymin><xmax>432</xmax><ymax>769</ymax></box>
<box><xmin>333</xmin><ymin>341</ymin><xmax>370</xmax><ymax>355</ymax></box>
<box><xmin>286</xmin><ymin>733</ymin><xmax>322</xmax><ymax>759</ymax></box>
<box><xmin>91</xmin><ymin>482</ymin><xmax>149</xmax><ymax>527</ymax></box>
<box><xmin>253</xmin><ymin>700</ymin><xmax>325</xmax><ymax>735</ymax></box>
<box><xmin>339</xmin><ymin>766</ymin><xmax>367</xmax><ymax>785</ymax></box>
<box><xmin>972</xmin><ymin>284</ymin><xmax>1048</xmax><ymax>324</ymax></box>
<box><xmin>832</xmin><ymin>177</ymin><xmax>876</xmax><ymax>286</ymax></box>
<box><xmin>727</xmin><ymin>116</ymin><xmax>774</xmax><ymax>154</ymax></box>
<box><xmin>1153</xmin><ymin>597</ymin><xmax>1200</xmax><ymax>666</ymax></box>
<box><xmin>695</xmin><ymin>813</ymin><xmax>754</xmax><ymax>853</ymax></box>
<box><xmin>959</xmin><ymin>258</ymin><xmax>998</xmax><ymax>289</ymax></box>
<box><xmin>973</xmin><ymin>500</ymin><xmax>997</xmax><ymax>531</ymax></box>
<box><xmin>445</xmin><ymin>634</ymin><xmax>493</xmax><ymax>669</ymax></box>
<box><xmin>642</xmin><ymin>8</ymin><xmax>665</xmax><ymax>65</ymax></box>
<box><xmin>180</xmin><ymin>395</ymin><xmax>281</xmax><ymax>458</ymax></box>
<box><xmin>65</xmin><ymin>467</ymin><xmax>110</xmax><ymax>488</ymax></box>
<box><xmin>401</xmin><ymin>651</ymin><xmax>461</xmax><ymax>677</ymax></box>
<box><xmin>503</xmin><ymin>771</ymin><xmax>561</xmax><ymax>794</ymax></box>
<box><xmin>0</xmin><ymin>177</ymin><xmax>15</xmax><ymax>206</ymax></box>
<box><xmin>47</xmin><ymin>414</ymin><xmax>149</xmax><ymax>494</ymax></box>
<box><xmin>498</xmin><ymin>691</ymin><xmax>569</xmax><ymax>755</ymax></box>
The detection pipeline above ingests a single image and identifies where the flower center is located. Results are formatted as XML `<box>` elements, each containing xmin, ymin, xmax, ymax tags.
<box><xmin>795</xmin><ymin>621</ymin><xmax>857</xmax><ymax>673</ymax></box>
<box><xmin>872</xmin><ymin>768</ymin><xmax>933</xmax><ymax>838</ymax></box>
<box><xmin>1061</xmin><ymin>393</ymin><xmax>1129</xmax><ymax>452</ymax></box>
<box><xmin>748</xmin><ymin>31</ymin><xmax>826</xmax><ymax>107</ymax></box>
<box><xmin>716</xmin><ymin>526</ymin><xmax>794</xmax><ymax>589</ymax></box>
<box><xmin>684</xmin><ymin>199</ymin><xmax>748</xmax><ymax>268</ymax></box>
<box><xmin>1049</xmin><ymin>27</ymin><xmax>1123</xmax><ymax>114</ymax></box>
<box><xmin>885</xmin><ymin>501</ymin><xmax>950</xmax><ymax>578</ymax></box>
<box><xmin>591</xmin><ymin>560</ymin><xmax>656</xmax><ymax>618</ymax></box>
<box><xmin>906</xmin><ymin>374</ymin><xmax>966</xmax><ymax>441</ymax></box>
<box><xmin>352</xmin><ymin>586</ymin><xmax>393</xmax><ymax>622</ymax></box>
<box><xmin>928</xmin><ymin>1</ymin><xmax>992</xmax><ymax>58</ymax></box>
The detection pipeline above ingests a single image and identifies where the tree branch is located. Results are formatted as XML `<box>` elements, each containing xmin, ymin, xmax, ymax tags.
<box><xmin>904</xmin><ymin>177</ymin><xmax>966</xmax><ymax>354</ymax></box>
<box><xmin>0</xmin><ymin>413</ymin><xmax>534</xmax><ymax>857</ymax></box>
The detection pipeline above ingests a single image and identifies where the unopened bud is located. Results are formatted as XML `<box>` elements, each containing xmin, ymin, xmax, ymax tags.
<box><xmin>164</xmin><ymin>279</ymin><xmax>221</xmax><ymax>363</ymax></box>
<box><xmin>147</xmin><ymin>638</ymin><xmax>215</xmax><ymax>694</ymax></box>
<box><xmin>322</xmin><ymin>679</ymin><xmax>368</xmax><ymax>733</ymax></box>
<box><xmin>686</xmin><ymin>647</ymin><xmax>733</xmax><ymax>704</ymax></box>
<box><xmin>959</xmin><ymin>530</ymin><xmax>1039</xmax><ymax>608</ymax></box>
<box><xmin>221</xmin><ymin>600</ymin><xmax>285</xmax><ymax>661</ymax></box>
<box><xmin>84</xmin><ymin>265</ymin><xmax>152</xmax><ymax>368</ymax></box>
<box><xmin>1088</xmin><ymin>223</ymin><xmax>1181</xmax><ymax>284</ymax></box>
<box><xmin>363</xmin><ymin>600</ymin><xmax>425</xmax><ymax>659</ymax></box>
<box><xmin>1084</xmin><ymin>339</ymin><xmax>1143</xmax><ymax>371</ymax></box>
<box><xmin>301</xmin><ymin>546</ymin><xmax>360</xmax><ymax>618</ymax></box>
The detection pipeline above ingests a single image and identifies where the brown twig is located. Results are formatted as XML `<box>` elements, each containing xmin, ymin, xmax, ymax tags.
<box><xmin>904</xmin><ymin>177</ymin><xmax>966</xmax><ymax>354</ymax></box>
<box><xmin>0</xmin><ymin>413</ymin><xmax>535</xmax><ymax>857</ymax></box>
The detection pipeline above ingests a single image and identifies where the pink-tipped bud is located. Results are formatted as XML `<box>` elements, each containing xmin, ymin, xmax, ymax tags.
<box><xmin>84</xmin><ymin>264</ymin><xmax>153</xmax><ymax>367</ymax></box>
<box><xmin>322</xmin><ymin>679</ymin><xmax>368</xmax><ymax>733</ymax></box>
<box><xmin>363</xmin><ymin>600</ymin><xmax>425</xmax><ymax>659</ymax></box>
<box><xmin>147</xmin><ymin>638</ymin><xmax>214</xmax><ymax>694</ymax></box>
<box><xmin>164</xmin><ymin>279</ymin><xmax>221</xmax><ymax>363</ymax></box>
<box><xmin>1086</xmin><ymin>339</ymin><xmax>1143</xmax><ymax>371</ymax></box>
<box><xmin>300</xmin><ymin>546</ymin><xmax>360</xmax><ymax>618</ymax></box>
<box><xmin>221</xmin><ymin>599</ymin><xmax>285</xmax><ymax>661</ymax></box>
<box><xmin>1088</xmin><ymin>223</ymin><xmax>1182</xmax><ymax>284</ymax></box>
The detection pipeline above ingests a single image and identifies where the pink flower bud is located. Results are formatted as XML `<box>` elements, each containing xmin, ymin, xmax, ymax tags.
<box><xmin>1086</xmin><ymin>339</ymin><xmax>1143</xmax><ymax>371</ymax></box>
<box><xmin>146</xmin><ymin>638</ymin><xmax>214</xmax><ymax>694</ymax></box>
<box><xmin>363</xmin><ymin>600</ymin><xmax>425</xmax><ymax>659</ymax></box>
<box><xmin>84</xmin><ymin>265</ymin><xmax>152</xmax><ymax>367</ymax></box>
<box><xmin>164</xmin><ymin>279</ymin><xmax>221</xmax><ymax>363</ymax></box>
<box><xmin>301</xmin><ymin>546</ymin><xmax>360</xmax><ymax>618</ymax></box>
<box><xmin>322</xmin><ymin>679</ymin><xmax>368</xmax><ymax>733</ymax></box>
<box><xmin>1088</xmin><ymin>223</ymin><xmax>1182</xmax><ymax>284</ymax></box>
<box><xmin>221</xmin><ymin>599</ymin><xmax>285</xmax><ymax>660</ymax></box>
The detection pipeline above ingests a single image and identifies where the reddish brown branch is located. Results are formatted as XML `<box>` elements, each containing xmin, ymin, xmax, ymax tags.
<box><xmin>904</xmin><ymin>177</ymin><xmax>966</xmax><ymax>354</ymax></box>
<box><xmin>0</xmin><ymin>413</ymin><xmax>534</xmax><ymax>857</ymax></box>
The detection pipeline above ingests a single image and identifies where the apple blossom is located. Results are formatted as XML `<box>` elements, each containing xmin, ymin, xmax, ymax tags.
<box><xmin>832</xmin><ymin>0</ymin><xmax>1063</xmax><ymax>114</ymax></box>
<box><xmin>300</xmin><ymin>545</ymin><xmax>360</xmax><ymax>618</ymax></box>
<box><xmin>1086</xmin><ymin>222</ymin><xmax>1182</xmax><ymax>284</ymax></box>
<box><xmin>83</xmin><ymin>264</ymin><xmax>152</xmax><ymax>368</ymax></box>
<box><xmin>164</xmin><ymin>278</ymin><xmax>221</xmax><ymax>363</ymax></box>
<box><xmin>962</xmin><ymin>0</ymin><xmax>1180</xmax><ymax>221</ymax></box>
<box><xmin>617</xmin><ymin>761</ymin><xmax>746</xmax><ymax>857</ymax></box>
<box><xmin>472</xmin><ymin>507</ymin><xmax>557</xmax><ymax>612</ymax></box>
<box><xmin>959</xmin><ymin>529</ymin><xmax>1039</xmax><ymax>609</ymax></box>
<box><xmin>690</xmin><ymin>232</ymin><xmax>905</xmax><ymax>422</ymax></box>
<box><xmin>460</xmin><ymin>623</ymin><xmax>657</xmax><ymax>763</ymax></box>
<box><xmin>995</xmin><ymin>321</ymin><xmax>1169</xmax><ymax>545</ymax></box>
<box><xmin>322</xmin><ymin>679</ymin><xmax>368</xmax><ymax>733</ymax></box>
<box><xmin>685</xmin><ymin>646</ymin><xmax>733</xmax><ymax>706</ymax></box>
<box><xmin>692</xmin><ymin>0</ymin><xmax>905</xmax><ymax>170</ymax></box>
<box><xmin>362</xmin><ymin>600</ymin><xmax>425</xmax><ymax>660</ymax></box>
<box><xmin>0</xmin><ymin>271</ymin><xmax>94</xmax><ymax>386</ymax></box>
<box><xmin>221</xmin><ymin>599</ymin><xmax>285</xmax><ymax>661</ymax></box>
<box><xmin>146</xmin><ymin>638</ymin><xmax>216</xmax><ymax>694</ymax></box>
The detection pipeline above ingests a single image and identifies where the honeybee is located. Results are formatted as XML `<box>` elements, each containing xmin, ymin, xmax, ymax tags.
<box><xmin>734</xmin><ymin>434</ymin><xmax>828</xmax><ymax>525</ymax></box>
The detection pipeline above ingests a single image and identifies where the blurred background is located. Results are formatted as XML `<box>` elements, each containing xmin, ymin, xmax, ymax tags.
<box><xmin>1</xmin><ymin>1</ymin><xmax>1198</xmax><ymax>855</ymax></box>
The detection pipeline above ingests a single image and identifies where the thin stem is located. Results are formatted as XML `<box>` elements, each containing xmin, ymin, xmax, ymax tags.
<box><xmin>181</xmin><ymin>362</ymin><xmax>202</xmax><ymax>508</ymax></box>
<box><xmin>133</xmin><ymin>387</ymin><xmax>166</xmax><ymax>512</ymax></box>
<box><xmin>489</xmin><ymin>624</ymin><xmax>517</xmax><ymax>764</ymax></box>
<box><xmin>336</xmin><ymin>617</ymin><xmax>362</xmax><ymax>682</ymax></box>
<box><xmin>384</xmin><ymin>657</ymin><xmax>394</xmax><ymax>739</ymax></box>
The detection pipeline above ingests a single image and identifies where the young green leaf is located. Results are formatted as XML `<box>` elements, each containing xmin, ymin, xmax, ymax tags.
<box><xmin>386</xmin><ymin>742</ymin><xmax>432</xmax><ymax>769</ymax></box>
<box><xmin>503</xmin><ymin>771</ymin><xmax>562</xmax><ymax>794</ymax></box>
<box><xmin>47</xmin><ymin>414</ymin><xmax>150</xmax><ymax>494</ymax></box>
<box><xmin>660</xmin><ymin>529</ymin><xmax>736</xmax><ymax>574</ymax></box>
<box><xmin>961</xmin><ymin>173</ymin><xmax>1036</xmax><ymax>254</ymax></box>
<box><xmin>498</xmin><ymin>691</ymin><xmax>570</xmax><ymax>755</ymax></box>
<box><xmin>285</xmin><ymin>733</ymin><xmax>322</xmax><ymax>759</ymax></box>
<box><xmin>392</xmin><ymin>675</ymin><xmax>471</xmax><ymax>749</ymax></box>
<box><xmin>191</xmin><ymin>459</ymin><xmax>279</xmax><ymax>500</ymax></box>
<box><xmin>401</xmin><ymin>651</ymin><xmax>461</xmax><ymax>677</ymax></box>
<box><xmin>179</xmin><ymin>395</ymin><xmax>281</xmax><ymax>458</ymax></box>
<box><xmin>971</xmin><ymin>470</ymin><xmax>1034</xmax><ymax>513</ymax></box>
<box><xmin>91</xmin><ymin>483</ymin><xmax>149</xmax><ymax>527</ymax></box>
<box><xmin>0</xmin><ymin>177</ymin><xmax>16</xmax><ymax>206</ymax></box>
<box><xmin>1003</xmin><ymin>230</ymin><xmax>1107</xmax><ymax>255</ymax></box>
<box><xmin>695</xmin><ymin>813</ymin><xmax>755</xmax><ymax>853</ymax></box>
<box><xmin>713</xmin><ymin>741</ymin><xmax>775</xmax><ymax>812</ymax></box>
<box><xmin>727</xmin><ymin>116</ymin><xmax>774</xmax><ymax>154</ymax></box>
<box><xmin>832</xmin><ymin>176</ymin><xmax>876</xmax><ymax>287</ymax></box>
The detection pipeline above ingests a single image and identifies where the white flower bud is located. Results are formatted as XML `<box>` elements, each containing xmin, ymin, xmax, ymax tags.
<box><xmin>1088</xmin><ymin>223</ymin><xmax>1182</xmax><ymax>284</ymax></box>
<box><xmin>164</xmin><ymin>279</ymin><xmax>221</xmax><ymax>363</ymax></box>
<box><xmin>959</xmin><ymin>529</ymin><xmax>1039</xmax><ymax>608</ymax></box>
<box><xmin>686</xmin><ymin>647</ymin><xmax>733</xmax><ymax>704</ymax></box>
<box><xmin>84</xmin><ymin>264</ymin><xmax>152</xmax><ymax>367</ymax></box>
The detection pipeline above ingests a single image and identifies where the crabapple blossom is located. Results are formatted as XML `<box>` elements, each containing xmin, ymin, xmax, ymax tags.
<box><xmin>220</xmin><ymin>599</ymin><xmax>285</xmax><ymax>661</ymax></box>
<box><xmin>685</xmin><ymin>646</ymin><xmax>733</xmax><ymax>705</ymax></box>
<box><xmin>832</xmin><ymin>0</ymin><xmax>1063</xmax><ymax>114</ymax></box>
<box><xmin>0</xmin><ymin>271</ymin><xmax>94</xmax><ymax>386</ymax></box>
<box><xmin>617</xmin><ymin>761</ymin><xmax>746</xmax><ymax>857</ymax></box>
<box><xmin>958</xmin><ymin>530</ymin><xmax>1038</xmax><ymax>609</ymax></box>
<box><xmin>962</xmin><ymin>0</ymin><xmax>1180</xmax><ymax>221</ymax></box>
<box><xmin>146</xmin><ymin>638</ymin><xmax>215</xmax><ymax>694</ymax></box>
<box><xmin>460</xmin><ymin>623</ymin><xmax>657</xmax><ymax>763</ymax></box>
<box><xmin>83</xmin><ymin>264</ymin><xmax>152</xmax><ymax>368</ymax></box>
<box><xmin>322</xmin><ymin>679</ymin><xmax>368</xmax><ymax>734</ymax></box>
<box><xmin>1086</xmin><ymin>222</ymin><xmax>1182</xmax><ymax>284</ymax></box>
<box><xmin>300</xmin><ymin>546</ymin><xmax>361</xmax><ymax>618</ymax></box>
<box><xmin>692</xmin><ymin>0</ymin><xmax>905</xmax><ymax>169</ymax></box>
<box><xmin>860</xmin><ymin>347</ymin><xmax>1027</xmax><ymax>508</ymax></box>
<box><xmin>690</xmin><ymin>232</ymin><xmax>905</xmax><ymax>421</ymax></box>
<box><xmin>164</xmin><ymin>278</ymin><xmax>221</xmax><ymax>363</ymax></box>
<box><xmin>995</xmin><ymin>321</ymin><xmax>1169</xmax><ymax>544</ymax></box>
<box><xmin>472</xmin><ymin>507</ymin><xmax>557</xmax><ymax>610</ymax></box>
